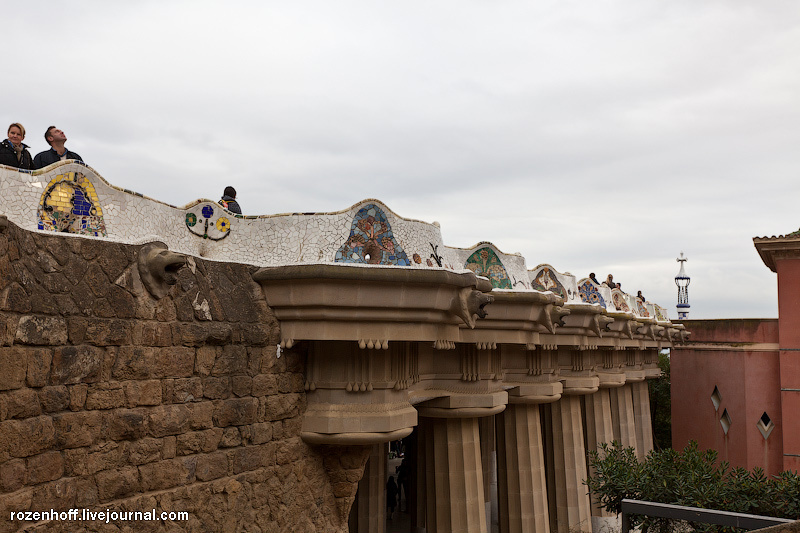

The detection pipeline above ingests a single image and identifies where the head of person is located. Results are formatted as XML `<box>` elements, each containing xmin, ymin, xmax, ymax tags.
<box><xmin>7</xmin><ymin>123</ymin><xmax>25</xmax><ymax>145</ymax></box>
<box><xmin>637</xmin><ymin>290</ymin><xmax>642</xmax><ymax>297</ymax></box>
<box><xmin>44</xmin><ymin>126</ymin><xmax>67</xmax><ymax>146</ymax></box>
<box><xmin>589</xmin><ymin>272</ymin><xmax>595</xmax><ymax>279</ymax></box>
<box><xmin>224</xmin><ymin>186</ymin><xmax>237</xmax><ymax>199</ymax></box>
<box><xmin>606</xmin><ymin>274</ymin><xmax>614</xmax><ymax>282</ymax></box>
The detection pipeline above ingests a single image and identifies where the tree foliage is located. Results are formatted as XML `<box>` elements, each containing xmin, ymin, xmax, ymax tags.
<box><xmin>586</xmin><ymin>441</ymin><xmax>800</xmax><ymax>533</ymax></box>
<box><xmin>648</xmin><ymin>350</ymin><xmax>671</xmax><ymax>450</ymax></box>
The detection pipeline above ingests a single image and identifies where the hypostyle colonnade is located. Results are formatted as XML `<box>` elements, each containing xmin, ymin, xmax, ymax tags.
<box><xmin>254</xmin><ymin>265</ymin><xmax>683</xmax><ymax>533</ymax></box>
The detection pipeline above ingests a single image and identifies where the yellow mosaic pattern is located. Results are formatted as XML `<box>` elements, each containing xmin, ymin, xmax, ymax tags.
<box><xmin>37</xmin><ymin>172</ymin><xmax>107</xmax><ymax>236</ymax></box>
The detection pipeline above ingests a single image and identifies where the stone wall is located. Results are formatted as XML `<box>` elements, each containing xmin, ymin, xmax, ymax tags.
<box><xmin>0</xmin><ymin>219</ymin><xmax>367</xmax><ymax>532</ymax></box>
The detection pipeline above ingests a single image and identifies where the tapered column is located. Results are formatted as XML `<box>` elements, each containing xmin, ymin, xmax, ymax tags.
<box><xmin>610</xmin><ymin>385</ymin><xmax>638</xmax><ymax>453</ymax></box>
<box><xmin>420</xmin><ymin>416</ymin><xmax>488</xmax><ymax>533</ymax></box>
<box><xmin>583</xmin><ymin>389</ymin><xmax>615</xmax><ymax>516</ymax></box>
<box><xmin>550</xmin><ymin>396</ymin><xmax>592</xmax><ymax>533</ymax></box>
<box><xmin>496</xmin><ymin>403</ymin><xmax>550</xmax><ymax>533</ymax></box>
<box><xmin>632</xmin><ymin>381</ymin><xmax>654</xmax><ymax>457</ymax></box>
<box><xmin>479</xmin><ymin>417</ymin><xmax>498</xmax><ymax>533</ymax></box>
<box><xmin>349</xmin><ymin>442</ymin><xmax>387</xmax><ymax>533</ymax></box>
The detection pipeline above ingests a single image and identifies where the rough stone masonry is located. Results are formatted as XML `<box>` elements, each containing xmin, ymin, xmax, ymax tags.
<box><xmin>0</xmin><ymin>218</ymin><xmax>369</xmax><ymax>532</ymax></box>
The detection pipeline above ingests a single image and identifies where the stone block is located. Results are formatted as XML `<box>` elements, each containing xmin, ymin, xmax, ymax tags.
<box><xmin>251</xmin><ymin>374</ymin><xmax>277</xmax><ymax>397</ymax></box>
<box><xmin>163</xmin><ymin>436</ymin><xmax>177</xmax><ymax>459</ymax></box>
<box><xmin>38</xmin><ymin>386</ymin><xmax>70</xmax><ymax>413</ymax></box>
<box><xmin>105</xmin><ymin>408</ymin><xmax>146</xmax><ymax>441</ymax></box>
<box><xmin>134</xmin><ymin>322</ymin><xmax>173</xmax><ymax>347</ymax></box>
<box><xmin>138</xmin><ymin>457</ymin><xmax>196</xmax><ymax>492</ymax></box>
<box><xmin>212</xmin><ymin>344</ymin><xmax>247</xmax><ymax>375</ymax></box>
<box><xmin>63</xmin><ymin>448</ymin><xmax>88</xmax><ymax>476</ymax></box>
<box><xmin>73</xmin><ymin>477</ymin><xmax>99</xmax><ymax>508</ymax></box>
<box><xmin>96</xmin><ymin>465</ymin><xmax>140</xmax><ymax>502</ymax></box>
<box><xmin>171</xmin><ymin>377</ymin><xmax>202</xmax><ymax>403</ymax></box>
<box><xmin>152</xmin><ymin>346</ymin><xmax>195</xmax><ymax>378</ymax></box>
<box><xmin>0</xmin><ymin>458</ymin><xmax>25</xmax><ymax>492</ymax></box>
<box><xmin>180</xmin><ymin>323</ymin><xmax>232</xmax><ymax>347</ymax></box>
<box><xmin>220</xmin><ymin>427</ymin><xmax>242</xmax><ymax>447</ymax></box>
<box><xmin>265</xmin><ymin>393</ymin><xmax>301</xmax><ymax>422</ymax></box>
<box><xmin>85</xmin><ymin>382</ymin><xmax>125</xmax><ymax>410</ymax></box>
<box><xmin>123</xmin><ymin>379</ymin><xmax>163</xmax><ymax>406</ymax></box>
<box><xmin>68</xmin><ymin>383</ymin><xmax>88</xmax><ymax>410</ymax></box>
<box><xmin>86</xmin><ymin>442</ymin><xmax>124</xmax><ymax>474</ymax></box>
<box><xmin>188</xmin><ymin>402</ymin><xmax>214</xmax><ymax>430</ymax></box>
<box><xmin>66</xmin><ymin>316</ymin><xmax>87</xmax><ymax>344</ymax></box>
<box><xmin>148</xmin><ymin>404</ymin><xmax>192</xmax><ymax>437</ymax></box>
<box><xmin>241</xmin><ymin>324</ymin><xmax>272</xmax><ymax>346</ymax></box>
<box><xmin>195</xmin><ymin>451</ymin><xmax>228</xmax><ymax>482</ymax></box>
<box><xmin>232</xmin><ymin>376</ymin><xmax>252</xmax><ymax>397</ymax></box>
<box><xmin>126</xmin><ymin>437</ymin><xmax>163</xmax><ymax>465</ymax></box>
<box><xmin>26</xmin><ymin>347</ymin><xmax>52</xmax><ymax>388</ymax></box>
<box><xmin>176</xmin><ymin>428</ymin><xmax>223</xmax><ymax>455</ymax></box>
<box><xmin>29</xmin><ymin>478</ymin><xmax>77</xmax><ymax>513</ymax></box>
<box><xmin>106</xmin><ymin>285</ymin><xmax>135</xmax><ymax>319</ymax></box>
<box><xmin>0</xmin><ymin>282</ymin><xmax>31</xmax><ymax>313</ymax></box>
<box><xmin>2</xmin><ymin>388</ymin><xmax>41</xmax><ymax>419</ymax></box>
<box><xmin>231</xmin><ymin>445</ymin><xmax>269</xmax><ymax>474</ymax></box>
<box><xmin>112</xmin><ymin>345</ymin><xmax>155</xmax><ymax>379</ymax></box>
<box><xmin>213</xmin><ymin>398</ymin><xmax>258</xmax><ymax>427</ymax></box>
<box><xmin>26</xmin><ymin>450</ymin><xmax>64</xmax><ymax>484</ymax></box>
<box><xmin>1</xmin><ymin>416</ymin><xmax>56</xmax><ymax>458</ymax></box>
<box><xmin>195</xmin><ymin>346</ymin><xmax>217</xmax><ymax>376</ymax></box>
<box><xmin>202</xmin><ymin>376</ymin><xmax>231</xmax><ymax>399</ymax></box>
<box><xmin>52</xmin><ymin>411</ymin><xmax>101</xmax><ymax>448</ymax></box>
<box><xmin>14</xmin><ymin>316</ymin><xmax>68</xmax><ymax>346</ymax></box>
<box><xmin>251</xmin><ymin>422</ymin><xmax>273</xmax><ymax>445</ymax></box>
<box><xmin>0</xmin><ymin>346</ymin><xmax>27</xmax><ymax>390</ymax></box>
<box><xmin>84</xmin><ymin>319</ymin><xmax>131</xmax><ymax>346</ymax></box>
<box><xmin>50</xmin><ymin>345</ymin><xmax>103</xmax><ymax>385</ymax></box>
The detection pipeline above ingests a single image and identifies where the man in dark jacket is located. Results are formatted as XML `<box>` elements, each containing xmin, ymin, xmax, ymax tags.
<box><xmin>33</xmin><ymin>126</ymin><xmax>83</xmax><ymax>169</ymax></box>
<box><xmin>219</xmin><ymin>186</ymin><xmax>242</xmax><ymax>214</ymax></box>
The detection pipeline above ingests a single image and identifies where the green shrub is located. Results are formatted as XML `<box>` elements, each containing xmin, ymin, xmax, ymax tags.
<box><xmin>586</xmin><ymin>441</ymin><xmax>800</xmax><ymax>533</ymax></box>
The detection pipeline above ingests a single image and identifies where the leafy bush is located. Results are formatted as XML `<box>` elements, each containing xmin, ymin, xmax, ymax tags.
<box><xmin>586</xmin><ymin>441</ymin><xmax>800</xmax><ymax>533</ymax></box>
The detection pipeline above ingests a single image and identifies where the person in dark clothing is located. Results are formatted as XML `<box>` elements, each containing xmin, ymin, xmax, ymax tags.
<box><xmin>33</xmin><ymin>126</ymin><xmax>83</xmax><ymax>169</ymax></box>
<box><xmin>589</xmin><ymin>273</ymin><xmax>600</xmax><ymax>285</ymax></box>
<box><xmin>637</xmin><ymin>290</ymin><xmax>645</xmax><ymax>302</ymax></box>
<box><xmin>386</xmin><ymin>476</ymin><xmax>398</xmax><ymax>519</ymax></box>
<box><xmin>0</xmin><ymin>123</ymin><xmax>34</xmax><ymax>170</ymax></box>
<box><xmin>219</xmin><ymin>186</ymin><xmax>242</xmax><ymax>214</ymax></box>
<box><xmin>396</xmin><ymin>458</ymin><xmax>410</xmax><ymax>512</ymax></box>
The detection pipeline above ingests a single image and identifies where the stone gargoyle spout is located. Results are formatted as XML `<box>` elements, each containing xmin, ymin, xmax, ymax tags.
<box><xmin>451</xmin><ymin>288</ymin><xmax>494</xmax><ymax>329</ymax></box>
<box><xmin>542</xmin><ymin>304</ymin><xmax>570</xmax><ymax>334</ymax></box>
<box><xmin>138</xmin><ymin>241</ymin><xmax>187</xmax><ymax>299</ymax></box>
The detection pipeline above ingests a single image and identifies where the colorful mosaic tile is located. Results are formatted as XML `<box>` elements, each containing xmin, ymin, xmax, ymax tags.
<box><xmin>578</xmin><ymin>280</ymin><xmax>606</xmax><ymax>308</ymax></box>
<box><xmin>464</xmin><ymin>247</ymin><xmax>512</xmax><ymax>289</ymax></box>
<box><xmin>612</xmin><ymin>292</ymin><xmax>630</xmax><ymax>312</ymax></box>
<box><xmin>655</xmin><ymin>305</ymin><xmax>666</xmax><ymax>321</ymax></box>
<box><xmin>37</xmin><ymin>172</ymin><xmax>106</xmax><ymax>236</ymax></box>
<box><xmin>531</xmin><ymin>267</ymin><xmax>567</xmax><ymax>299</ymax></box>
<box><xmin>334</xmin><ymin>204</ymin><xmax>410</xmax><ymax>266</ymax></box>
<box><xmin>185</xmin><ymin>203</ymin><xmax>231</xmax><ymax>241</ymax></box>
<box><xmin>636</xmin><ymin>299</ymin><xmax>650</xmax><ymax>317</ymax></box>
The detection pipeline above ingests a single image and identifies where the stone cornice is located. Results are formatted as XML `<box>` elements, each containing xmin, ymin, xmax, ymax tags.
<box><xmin>754</xmin><ymin>235</ymin><xmax>800</xmax><ymax>272</ymax></box>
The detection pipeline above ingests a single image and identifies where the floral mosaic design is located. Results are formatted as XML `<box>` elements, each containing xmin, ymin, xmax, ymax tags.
<box><xmin>531</xmin><ymin>267</ymin><xmax>567</xmax><ymax>299</ymax></box>
<box><xmin>636</xmin><ymin>299</ymin><xmax>650</xmax><ymax>317</ymax></box>
<box><xmin>578</xmin><ymin>280</ymin><xmax>606</xmax><ymax>308</ymax></box>
<box><xmin>655</xmin><ymin>306</ymin><xmax>666</xmax><ymax>321</ymax></box>
<box><xmin>464</xmin><ymin>247</ymin><xmax>511</xmax><ymax>289</ymax></box>
<box><xmin>185</xmin><ymin>203</ymin><xmax>231</xmax><ymax>241</ymax></box>
<box><xmin>613</xmin><ymin>292</ymin><xmax>630</xmax><ymax>312</ymax></box>
<box><xmin>335</xmin><ymin>204</ymin><xmax>410</xmax><ymax>265</ymax></box>
<box><xmin>37</xmin><ymin>172</ymin><xmax>106</xmax><ymax>236</ymax></box>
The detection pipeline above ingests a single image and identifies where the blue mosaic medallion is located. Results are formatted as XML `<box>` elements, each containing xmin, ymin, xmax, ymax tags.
<box><xmin>185</xmin><ymin>203</ymin><xmax>231</xmax><ymax>241</ymax></box>
<box><xmin>578</xmin><ymin>280</ymin><xmax>606</xmax><ymax>308</ymax></box>
<box><xmin>335</xmin><ymin>204</ymin><xmax>410</xmax><ymax>266</ymax></box>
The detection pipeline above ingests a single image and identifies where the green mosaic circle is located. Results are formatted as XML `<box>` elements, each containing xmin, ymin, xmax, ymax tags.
<box><xmin>186</xmin><ymin>213</ymin><xmax>197</xmax><ymax>227</ymax></box>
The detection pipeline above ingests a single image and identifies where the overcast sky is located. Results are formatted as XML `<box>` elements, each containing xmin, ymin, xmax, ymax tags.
<box><xmin>5</xmin><ymin>1</ymin><xmax>799</xmax><ymax>319</ymax></box>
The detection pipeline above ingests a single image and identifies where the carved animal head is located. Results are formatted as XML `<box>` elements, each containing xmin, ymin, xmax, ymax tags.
<box><xmin>451</xmin><ymin>288</ymin><xmax>494</xmax><ymax>329</ymax></box>
<box><xmin>138</xmin><ymin>242</ymin><xmax>187</xmax><ymax>299</ymax></box>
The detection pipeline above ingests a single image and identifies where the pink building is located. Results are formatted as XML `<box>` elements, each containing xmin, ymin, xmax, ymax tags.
<box><xmin>671</xmin><ymin>232</ymin><xmax>800</xmax><ymax>475</ymax></box>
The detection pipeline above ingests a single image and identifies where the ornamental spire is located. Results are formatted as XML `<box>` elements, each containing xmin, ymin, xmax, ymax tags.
<box><xmin>675</xmin><ymin>252</ymin><xmax>690</xmax><ymax>319</ymax></box>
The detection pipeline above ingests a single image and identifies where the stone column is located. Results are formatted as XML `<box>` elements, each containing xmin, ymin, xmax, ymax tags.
<box><xmin>610</xmin><ymin>385</ymin><xmax>638</xmax><ymax>453</ymax></box>
<box><xmin>496</xmin><ymin>403</ymin><xmax>550</xmax><ymax>533</ymax></box>
<box><xmin>583</xmin><ymin>388</ymin><xmax>615</xmax><ymax>517</ymax></box>
<box><xmin>349</xmin><ymin>442</ymin><xmax>387</xmax><ymax>533</ymax></box>
<box><xmin>632</xmin><ymin>380</ymin><xmax>654</xmax><ymax>457</ymax></box>
<box><xmin>550</xmin><ymin>395</ymin><xmax>592</xmax><ymax>533</ymax></box>
<box><xmin>419</xmin><ymin>415</ymin><xmax>488</xmax><ymax>533</ymax></box>
<box><xmin>479</xmin><ymin>416</ymin><xmax>499</xmax><ymax>533</ymax></box>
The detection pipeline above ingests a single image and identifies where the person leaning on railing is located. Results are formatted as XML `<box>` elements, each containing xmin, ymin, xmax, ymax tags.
<box><xmin>0</xmin><ymin>123</ymin><xmax>34</xmax><ymax>170</ymax></box>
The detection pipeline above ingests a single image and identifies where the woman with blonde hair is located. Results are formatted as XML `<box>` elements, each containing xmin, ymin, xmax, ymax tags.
<box><xmin>0</xmin><ymin>123</ymin><xmax>34</xmax><ymax>170</ymax></box>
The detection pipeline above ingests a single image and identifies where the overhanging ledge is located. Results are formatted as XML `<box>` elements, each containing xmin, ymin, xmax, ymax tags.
<box><xmin>253</xmin><ymin>264</ymin><xmax>494</xmax><ymax>345</ymax></box>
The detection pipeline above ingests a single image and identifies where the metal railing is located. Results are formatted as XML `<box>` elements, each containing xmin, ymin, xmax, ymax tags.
<box><xmin>621</xmin><ymin>499</ymin><xmax>796</xmax><ymax>533</ymax></box>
